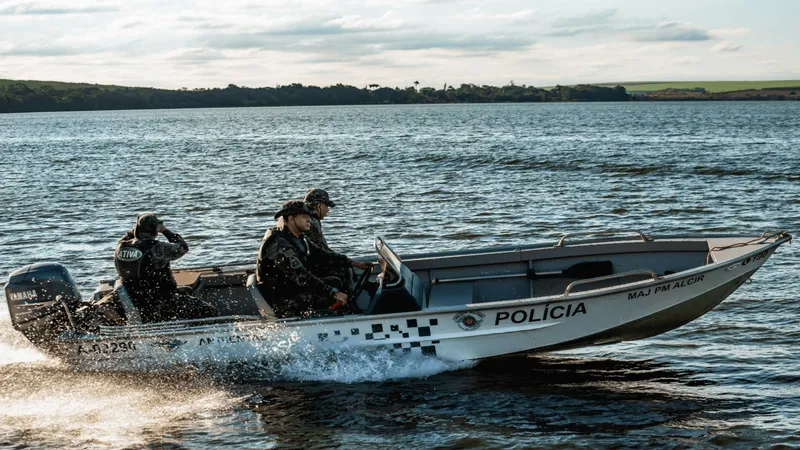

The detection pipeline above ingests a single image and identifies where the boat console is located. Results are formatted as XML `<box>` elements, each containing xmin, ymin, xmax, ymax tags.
<box><xmin>365</xmin><ymin>237</ymin><xmax>429</xmax><ymax>314</ymax></box>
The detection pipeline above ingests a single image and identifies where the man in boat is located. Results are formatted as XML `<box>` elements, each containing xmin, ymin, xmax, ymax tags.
<box><xmin>303</xmin><ymin>188</ymin><xmax>336</xmax><ymax>251</ymax></box>
<box><xmin>257</xmin><ymin>200</ymin><xmax>371</xmax><ymax>318</ymax></box>
<box><xmin>303</xmin><ymin>187</ymin><xmax>355</xmax><ymax>293</ymax></box>
<box><xmin>113</xmin><ymin>213</ymin><xmax>217</xmax><ymax>323</ymax></box>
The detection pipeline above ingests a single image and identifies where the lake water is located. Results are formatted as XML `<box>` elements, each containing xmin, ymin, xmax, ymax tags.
<box><xmin>1</xmin><ymin>102</ymin><xmax>799</xmax><ymax>449</ymax></box>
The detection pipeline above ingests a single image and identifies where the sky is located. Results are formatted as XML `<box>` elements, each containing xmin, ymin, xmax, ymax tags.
<box><xmin>1</xmin><ymin>0</ymin><xmax>798</xmax><ymax>89</ymax></box>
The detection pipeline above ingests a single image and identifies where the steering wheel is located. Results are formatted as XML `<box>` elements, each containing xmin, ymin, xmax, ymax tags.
<box><xmin>350</xmin><ymin>264</ymin><xmax>374</xmax><ymax>302</ymax></box>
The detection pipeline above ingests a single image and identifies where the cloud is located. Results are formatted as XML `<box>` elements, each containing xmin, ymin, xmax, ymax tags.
<box><xmin>711</xmin><ymin>41</ymin><xmax>742</xmax><ymax>52</ymax></box>
<box><xmin>0</xmin><ymin>43</ymin><xmax>85</xmax><ymax>56</ymax></box>
<box><xmin>546</xmin><ymin>12</ymin><xmax>714</xmax><ymax>43</ymax></box>
<box><xmin>674</xmin><ymin>56</ymin><xmax>701</xmax><ymax>64</ymax></box>
<box><xmin>629</xmin><ymin>41</ymin><xmax>693</xmax><ymax>54</ymax></box>
<box><xmin>196</xmin><ymin>11</ymin><xmax>534</xmax><ymax>57</ymax></box>
<box><xmin>1</xmin><ymin>1</ymin><xmax>791</xmax><ymax>89</ymax></box>
<box><xmin>497</xmin><ymin>9</ymin><xmax>536</xmax><ymax>23</ymax></box>
<box><xmin>545</xmin><ymin>25</ymin><xmax>609</xmax><ymax>37</ymax></box>
<box><xmin>110</xmin><ymin>17</ymin><xmax>145</xmax><ymax>30</ymax></box>
<box><xmin>756</xmin><ymin>59</ymin><xmax>780</xmax><ymax>66</ymax></box>
<box><xmin>401</xmin><ymin>0</ymin><xmax>464</xmax><ymax>4</ymax></box>
<box><xmin>456</xmin><ymin>8</ymin><xmax>537</xmax><ymax>24</ymax></box>
<box><xmin>326</xmin><ymin>12</ymin><xmax>408</xmax><ymax>31</ymax></box>
<box><xmin>709</xmin><ymin>28</ymin><xmax>751</xmax><ymax>38</ymax></box>
<box><xmin>545</xmin><ymin>9</ymin><xmax>619</xmax><ymax>38</ymax></box>
<box><xmin>552</xmin><ymin>9</ymin><xmax>617</xmax><ymax>28</ymax></box>
<box><xmin>632</xmin><ymin>21</ymin><xmax>711</xmax><ymax>41</ymax></box>
<box><xmin>170</xmin><ymin>12</ymin><xmax>242</xmax><ymax>31</ymax></box>
<box><xmin>0</xmin><ymin>1</ymin><xmax>117</xmax><ymax>15</ymax></box>
<box><xmin>197</xmin><ymin>17</ymin><xmax>355</xmax><ymax>50</ymax></box>
<box><xmin>166</xmin><ymin>48</ymin><xmax>234</xmax><ymax>64</ymax></box>
<box><xmin>376</xmin><ymin>32</ymin><xmax>534</xmax><ymax>52</ymax></box>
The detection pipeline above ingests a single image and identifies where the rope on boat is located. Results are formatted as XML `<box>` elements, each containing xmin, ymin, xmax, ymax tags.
<box><xmin>705</xmin><ymin>230</ymin><xmax>790</xmax><ymax>265</ymax></box>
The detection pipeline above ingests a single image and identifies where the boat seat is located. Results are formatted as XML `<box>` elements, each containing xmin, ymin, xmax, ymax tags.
<box><xmin>174</xmin><ymin>271</ymin><xmax>205</xmax><ymax>296</ymax></box>
<box><xmin>246</xmin><ymin>274</ymin><xmax>277</xmax><ymax>320</ymax></box>
<box><xmin>113</xmin><ymin>278</ymin><xmax>208</xmax><ymax>324</ymax></box>
<box><xmin>113</xmin><ymin>279</ymin><xmax>142</xmax><ymax>325</ymax></box>
<box><xmin>367</xmin><ymin>237</ymin><xmax>429</xmax><ymax>315</ymax></box>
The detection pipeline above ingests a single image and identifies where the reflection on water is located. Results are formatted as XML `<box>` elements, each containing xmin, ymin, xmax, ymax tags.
<box><xmin>1</xmin><ymin>103</ymin><xmax>799</xmax><ymax>448</ymax></box>
<box><xmin>239</xmin><ymin>355</ymin><xmax>727</xmax><ymax>448</ymax></box>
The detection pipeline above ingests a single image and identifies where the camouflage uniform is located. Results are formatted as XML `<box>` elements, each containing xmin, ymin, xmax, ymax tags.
<box><xmin>303</xmin><ymin>188</ymin><xmax>337</xmax><ymax>250</ymax></box>
<box><xmin>114</xmin><ymin>213</ymin><xmax>216</xmax><ymax>323</ymax></box>
<box><xmin>306</xmin><ymin>212</ymin><xmax>353</xmax><ymax>291</ymax></box>
<box><xmin>257</xmin><ymin>226</ymin><xmax>351</xmax><ymax>318</ymax></box>
<box><xmin>307</xmin><ymin>213</ymin><xmax>331</xmax><ymax>251</ymax></box>
<box><xmin>303</xmin><ymin>188</ymin><xmax>353</xmax><ymax>293</ymax></box>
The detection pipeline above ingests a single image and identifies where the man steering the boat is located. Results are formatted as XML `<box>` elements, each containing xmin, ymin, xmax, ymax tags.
<box><xmin>303</xmin><ymin>187</ymin><xmax>356</xmax><ymax>294</ymax></box>
<box><xmin>303</xmin><ymin>188</ymin><xmax>336</xmax><ymax>251</ymax></box>
<box><xmin>113</xmin><ymin>213</ymin><xmax>217</xmax><ymax>323</ymax></box>
<box><xmin>257</xmin><ymin>200</ymin><xmax>372</xmax><ymax>318</ymax></box>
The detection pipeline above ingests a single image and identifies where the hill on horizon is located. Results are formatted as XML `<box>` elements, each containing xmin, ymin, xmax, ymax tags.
<box><xmin>0</xmin><ymin>78</ymin><xmax>132</xmax><ymax>91</ymax></box>
<box><xmin>596</xmin><ymin>80</ymin><xmax>800</xmax><ymax>93</ymax></box>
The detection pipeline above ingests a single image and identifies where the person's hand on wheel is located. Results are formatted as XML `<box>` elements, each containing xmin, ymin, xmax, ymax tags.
<box><xmin>334</xmin><ymin>291</ymin><xmax>349</xmax><ymax>305</ymax></box>
<box><xmin>351</xmin><ymin>260</ymin><xmax>373</xmax><ymax>270</ymax></box>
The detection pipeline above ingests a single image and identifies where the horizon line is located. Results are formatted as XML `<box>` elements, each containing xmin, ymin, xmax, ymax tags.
<box><xmin>3</xmin><ymin>77</ymin><xmax>800</xmax><ymax>91</ymax></box>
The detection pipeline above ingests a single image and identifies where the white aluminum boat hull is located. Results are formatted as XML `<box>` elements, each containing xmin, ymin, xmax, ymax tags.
<box><xmin>49</xmin><ymin>234</ymin><xmax>787</xmax><ymax>371</ymax></box>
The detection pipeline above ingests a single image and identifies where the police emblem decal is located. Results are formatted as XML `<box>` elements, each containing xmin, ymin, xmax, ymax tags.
<box><xmin>453</xmin><ymin>311</ymin><xmax>485</xmax><ymax>331</ymax></box>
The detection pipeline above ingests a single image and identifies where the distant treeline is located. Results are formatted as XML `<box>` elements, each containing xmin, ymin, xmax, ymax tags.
<box><xmin>0</xmin><ymin>82</ymin><xmax>630</xmax><ymax>113</ymax></box>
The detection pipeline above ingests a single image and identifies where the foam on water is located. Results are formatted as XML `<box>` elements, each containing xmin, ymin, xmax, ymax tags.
<box><xmin>0</xmin><ymin>366</ymin><xmax>245</xmax><ymax>449</ymax></box>
<box><xmin>0</xmin><ymin>301</ymin><xmax>48</xmax><ymax>366</ymax></box>
<box><xmin>213</xmin><ymin>327</ymin><xmax>476</xmax><ymax>383</ymax></box>
<box><xmin>0</xmin><ymin>305</ymin><xmax>261</xmax><ymax>448</ymax></box>
<box><xmin>0</xmin><ymin>296</ymin><xmax>471</xmax><ymax>448</ymax></box>
<box><xmin>215</xmin><ymin>346</ymin><xmax>475</xmax><ymax>384</ymax></box>
<box><xmin>0</xmin><ymin>342</ymin><xmax>48</xmax><ymax>366</ymax></box>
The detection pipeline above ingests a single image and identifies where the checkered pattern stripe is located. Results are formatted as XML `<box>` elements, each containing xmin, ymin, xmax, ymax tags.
<box><xmin>316</xmin><ymin>317</ymin><xmax>441</xmax><ymax>356</ymax></box>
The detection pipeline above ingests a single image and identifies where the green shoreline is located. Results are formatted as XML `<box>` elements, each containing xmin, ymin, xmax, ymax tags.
<box><xmin>1</xmin><ymin>79</ymin><xmax>798</xmax><ymax>114</ymax></box>
<box><xmin>600</xmin><ymin>80</ymin><xmax>800</xmax><ymax>93</ymax></box>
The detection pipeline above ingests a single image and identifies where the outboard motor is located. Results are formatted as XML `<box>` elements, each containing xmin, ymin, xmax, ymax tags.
<box><xmin>4</xmin><ymin>262</ymin><xmax>82</xmax><ymax>350</ymax></box>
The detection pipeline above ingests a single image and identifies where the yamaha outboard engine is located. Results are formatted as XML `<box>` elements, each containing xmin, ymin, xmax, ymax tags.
<box><xmin>4</xmin><ymin>262</ymin><xmax>82</xmax><ymax>350</ymax></box>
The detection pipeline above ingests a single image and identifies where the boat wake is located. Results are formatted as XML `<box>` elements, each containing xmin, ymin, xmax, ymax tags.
<box><xmin>1</xmin><ymin>302</ymin><xmax>472</xmax><ymax>449</ymax></box>
<box><xmin>0</xmin><ymin>364</ymin><xmax>243</xmax><ymax>449</ymax></box>
<box><xmin>209</xmin><ymin>347</ymin><xmax>475</xmax><ymax>384</ymax></box>
<box><xmin>0</xmin><ymin>303</ymin><xmax>48</xmax><ymax>366</ymax></box>
<box><xmin>2</xmin><ymin>302</ymin><xmax>472</xmax><ymax>384</ymax></box>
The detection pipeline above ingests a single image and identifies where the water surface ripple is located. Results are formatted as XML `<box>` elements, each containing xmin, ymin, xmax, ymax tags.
<box><xmin>1</xmin><ymin>102</ymin><xmax>798</xmax><ymax>449</ymax></box>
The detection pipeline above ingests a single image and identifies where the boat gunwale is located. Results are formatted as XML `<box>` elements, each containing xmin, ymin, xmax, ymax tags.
<box><xmin>165</xmin><ymin>232</ymin><xmax>787</xmax><ymax>273</ymax></box>
<box><xmin>399</xmin><ymin>232</ymin><xmax>788</xmax><ymax>260</ymax></box>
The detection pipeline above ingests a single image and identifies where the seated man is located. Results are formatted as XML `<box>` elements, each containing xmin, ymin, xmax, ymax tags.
<box><xmin>303</xmin><ymin>188</ymin><xmax>336</xmax><ymax>251</ymax></box>
<box><xmin>257</xmin><ymin>200</ymin><xmax>371</xmax><ymax>318</ymax></box>
<box><xmin>303</xmin><ymin>187</ymin><xmax>353</xmax><ymax>292</ymax></box>
<box><xmin>114</xmin><ymin>213</ymin><xmax>216</xmax><ymax>323</ymax></box>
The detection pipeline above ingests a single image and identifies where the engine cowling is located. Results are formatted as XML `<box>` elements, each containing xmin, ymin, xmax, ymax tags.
<box><xmin>4</xmin><ymin>262</ymin><xmax>82</xmax><ymax>349</ymax></box>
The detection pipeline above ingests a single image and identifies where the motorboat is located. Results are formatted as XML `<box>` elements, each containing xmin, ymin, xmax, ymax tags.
<box><xmin>3</xmin><ymin>230</ymin><xmax>791</xmax><ymax>370</ymax></box>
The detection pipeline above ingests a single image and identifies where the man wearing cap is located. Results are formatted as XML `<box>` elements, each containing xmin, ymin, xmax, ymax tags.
<box><xmin>303</xmin><ymin>188</ymin><xmax>336</xmax><ymax>251</ymax></box>
<box><xmin>257</xmin><ymin>200</ymin><xmax>372</xmax><ymax>318</ymax></box>
<box><xmin>114</xmin><ymin>213</ymin><xmax>217</xmax><ymax>323</ymax></box>
<box><xmin>303</xmin><ymin>187</ymin><xmax>355</xmax><ymax>294</ymax></box>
